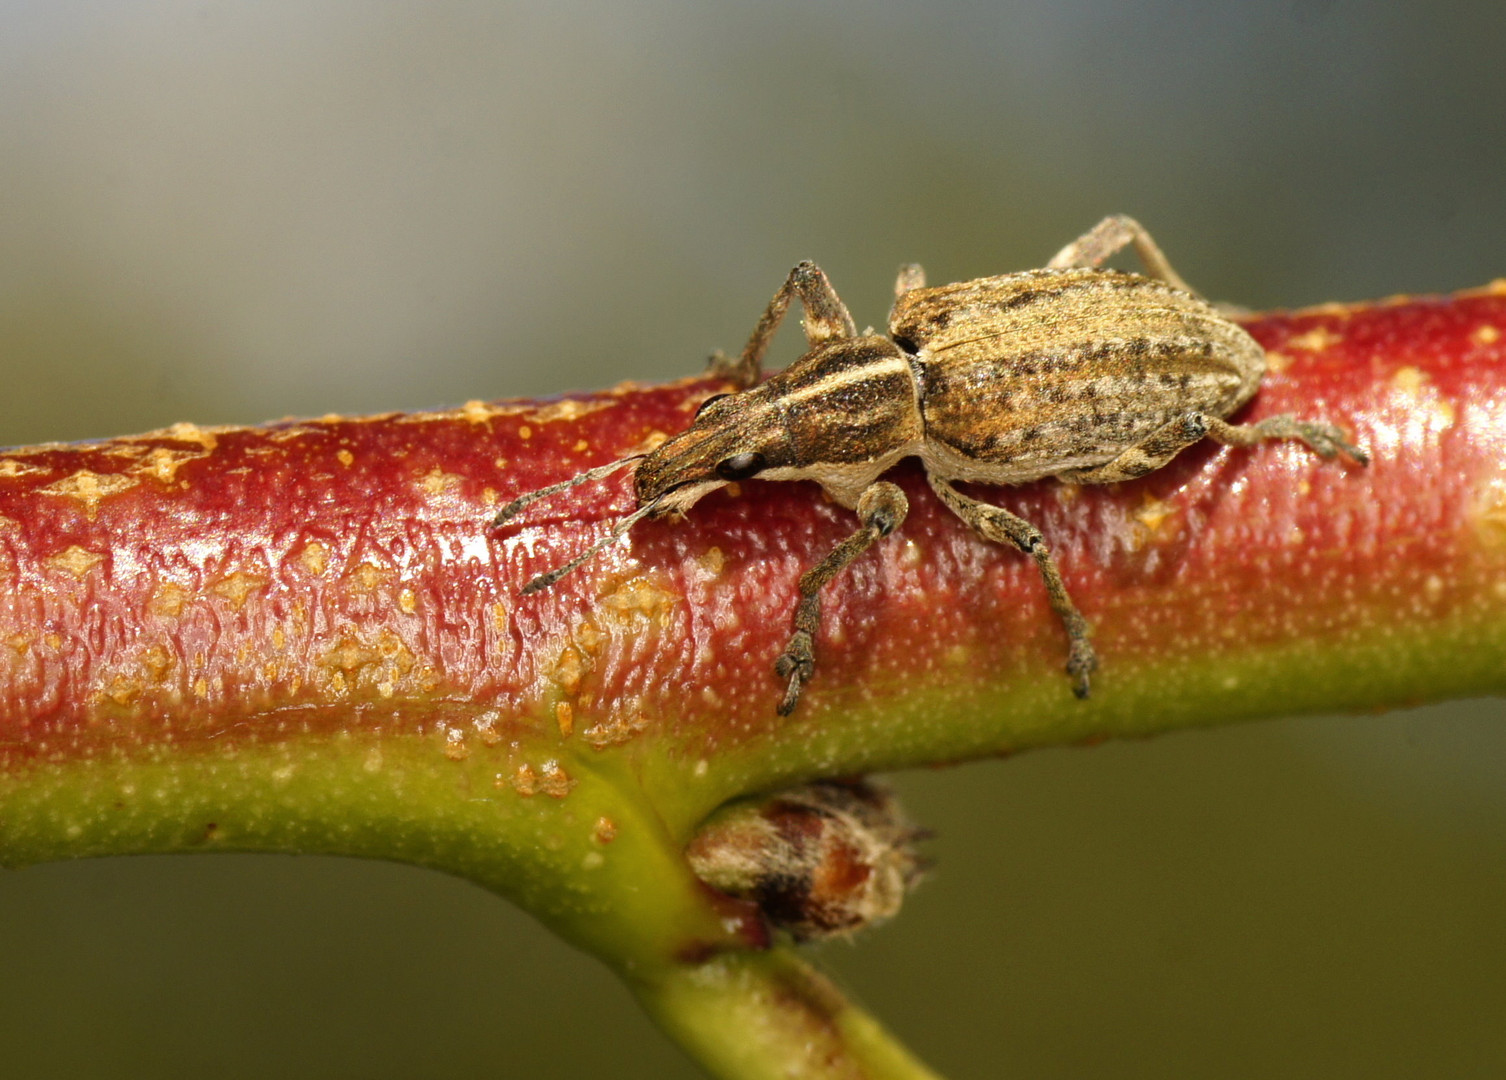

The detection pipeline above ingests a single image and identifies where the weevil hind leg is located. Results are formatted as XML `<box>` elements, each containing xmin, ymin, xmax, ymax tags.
<box><xmin>1057</xmin><ymin>414</ymin><xmax>1219</xmax><ymax>485</ymax></box>
<box><xmin>1203</xmin><ymin>414</ymin><xmax>1370</xmax><ymax>465</ymax></box>
<box><xmin>927</xmin><ymin>473</ymin><xmax>1097</xmax><ymax>698</ymax></box>
<box><xmin>1046</xmin><ymin>215</ymin><xmax>1199</xmax><ymax>297</ymax></box>
<box><xmin>1059</xmin><ymin>411</ymin><xmax>1369</xmax><ymax>487</ymax></box>
<box><xmin>718</xmin><ymin>262</ymin><xmax>858</xmax><ymax>389</ymax></box>
<box><xmin>775</xmin><ymin>481</ymin><xmax>908</xmax><ymax>715</ymax></box>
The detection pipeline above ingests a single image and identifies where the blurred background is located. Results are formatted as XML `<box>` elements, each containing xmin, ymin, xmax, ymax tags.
<box><xmin>1</xmin><ymin>3</ymin><xmax>1504</xmax><ymax>1077</ymax></box>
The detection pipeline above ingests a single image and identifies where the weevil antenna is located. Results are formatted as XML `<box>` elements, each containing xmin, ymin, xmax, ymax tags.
<box><xmin>492</xmin><ymin>455</ymin><xmax>643</xmax><ymax>528</ymax></box>
<box><xmin>518</xmin><ymin>495</ymin><xmax>663</xmax><ymax>595</ymax></box>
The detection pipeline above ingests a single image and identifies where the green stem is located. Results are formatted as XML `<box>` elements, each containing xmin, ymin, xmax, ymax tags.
<box><xmin>636</xmin><ymin>949</ymin><xmax>943</xmax><ymax>1080</ymax></box>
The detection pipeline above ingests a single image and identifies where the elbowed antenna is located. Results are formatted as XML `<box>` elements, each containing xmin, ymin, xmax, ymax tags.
<box><xmin>491</xmin><ymin>455</ymin><xmax>643</xmax><ymax>528</ymax></box>
<box><xmin>519</xmin><ymin>496</ymin><xmax>663</xmax><ymax>594</ymax></box>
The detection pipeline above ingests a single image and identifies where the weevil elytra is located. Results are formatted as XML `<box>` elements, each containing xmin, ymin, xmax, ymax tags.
<box><xmin>493</xmin><ymin>215</ymin><xmax>1368</xmax><ymax>715</ymax></box>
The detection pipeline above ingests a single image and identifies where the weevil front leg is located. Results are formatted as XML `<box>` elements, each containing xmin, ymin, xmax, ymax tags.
<box><xmin>709</xmin><ymin>261</ymin><xmax>858</xmax><ymax>389</ymax></box>
<box><xmin>775</xmin><ymin>481</ymin><xmax>909</xmax><ymax>716</ymax></box>
<box><xmin>1046</xmin><ymin>215</ymin><xmax>1199</xmax><ymax>297</ymax></box>
<box><xmin>1059</xmin><ymin>411</ymin><xmax>1369</xmax><ymax>486</ymax></box>
<box><xmin>926</xmin><ymin>473</ymin><xmax>1097</xmax><ymax>698</ymax></box>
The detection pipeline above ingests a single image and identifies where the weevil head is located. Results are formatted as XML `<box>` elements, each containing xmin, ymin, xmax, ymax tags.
<box><xmin>634</xmin><ymin>382</ymin><xmax>795</xmax><ymax>516</ymax></box>
<box><xmin>635</xmin><ymin>336</ymin><xmax>922</xmax><ymax>515</ymax></box>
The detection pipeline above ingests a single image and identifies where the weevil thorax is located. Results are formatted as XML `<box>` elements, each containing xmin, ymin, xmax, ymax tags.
<box><xmin>636</xmin><ymin>335</ymin><xmax>925</xmax><ymax>514</ymax></box>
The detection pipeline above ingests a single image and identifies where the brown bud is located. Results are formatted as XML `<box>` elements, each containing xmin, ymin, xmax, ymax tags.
<box><xmin>685</xmin><ymin>778</ymin><xmax>928</xmax><ymax>942</ymax></box>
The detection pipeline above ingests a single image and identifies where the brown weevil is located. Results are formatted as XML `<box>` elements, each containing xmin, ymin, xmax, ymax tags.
<box><xmin>493</xmin><ymin>216</ymin><xmax>1369</xmax><ymax>715</ymax></box>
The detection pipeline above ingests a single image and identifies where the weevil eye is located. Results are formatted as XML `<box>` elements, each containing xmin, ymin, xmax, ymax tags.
<box><xmin>695</xmin><ymin>393</ymin><xmax>730</xmax><ymax>418</ymax></box>
<box><xmin>715</xmin><ymin>451</ymin><xmax>765</xmax><ymax>481</ymax></box>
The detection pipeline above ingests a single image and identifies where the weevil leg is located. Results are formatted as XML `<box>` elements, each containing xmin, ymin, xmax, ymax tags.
<box><xmin>926</xmin><ymin>473</ymin><xmax>1097</xmax><ymax>698</ymax></box>
<box><xmin>1057</xmin><ymin>414</ymin><xmax>1221</xmax><ymax>485</ymax></box>
<box><xmin>893</xmin><ymin>263</ymin><xmax>927</xmax><ymax>298</ymax></box>
<box><xmin>1202</xmin><ymin>413</ymin><xmax>1370</xmax><ymax>465</ymax></box>
<box><xmin>713</xmin><ymin>262</ymin><xmax>858</xmax><ymax>389</ymax></box>
<box><xmin>775</xmin><ymin>481</ymin><xmax>908</xmax><ymax>716</ymax></box>
<box><xmin>1046</xmin><ymin>215</ymin><xmax>1199</xmax><ymax>297</ymax></box>
<box><xmin>1060</xmin><ymin>412</ymin><xmax>1369</xmax><ymax>486</ymax></box>
<box><xmin>888</xmin><ymin>263</ymin><xmax>927</xmax><ymax>328</ymax></box>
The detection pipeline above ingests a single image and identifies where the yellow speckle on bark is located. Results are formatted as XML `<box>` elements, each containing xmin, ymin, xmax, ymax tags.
<box><xmin>142</xmin><ymin>645</ymin><xmax>174</xmax><ymax>682</ymax></box>
<box><xmin>48</xmin><ymin>545</ymin><xmax>105</xmax><ymax>578</ymax></box>
<box><xmin>161</xmin><ymin>422</ymin><xmax>218</xmax><ymax>450</ymax></box>
<box><xmin>40</xmin><ymin>470</ymin><xmax>138</xmax><ymax>520</ymax></box>
<box><xmin>1471</xmin><ymin>476</ymin><xmax>1506</xmax><ymax>548</ymax></box>
<box><xmin>149</xmin><ymin>582</ymin><xmax>190</xmax><ymax>617</ymax></box>
<box><xmin>695</xmin><ymin>546</ymin><xmax>726</xmax><ymax>576</ymax></box>
<box><xmin>553</xmin><ymin>644</ymin><xmax>587</xmax><ymax>695</ymax></box>
<box><xmin>538</xmin><ymin>760</ymin><xmax>576</xmax><ymax>798</ymax></box>
<box><xmin>1391</xmin><ymin>366</ymin><xmax>1455</xmax><ymax>429</ymax></box>
<box><xmin>131</xmin><ymin>446</ymin><xmax>207</xmax><ymax>484</ymax></box>
<box><xmin>1129</xmin><ymin>493</ymin><xmax>1181</xmax><ymax>549</ymax></box>
<box><xmin>346</xmin><ymin>562</ymin><xmax>392</xmax><ymax>592</ymax></box>
<box><xmin>1392</xmin><ymin>366</ymin><xmax>1425</xmax><ymax>394</ymax></box>
<box><xmin>512</xmin><ymin>764</ymin><xmax>538</xmax><ymax>796</ymax></box>
<box><xmin>473</xmin><ymin>710</ymin><xmax>503</xmax><ymax>746</ymax></box>
<box><xmin>298</xmin><ymin>542</ymin><xmax>330</xmax><ymax>576</ymax></box>
<box><xmin>211</xmin><ymin>571</ymin><xmax>267</xmax><ymax>611</ymax></box>
<box><xmin>1286</xmin><ymin>326</ymin><xmax>1343</xmax><ymax>352</ymax></box>
<box><xmin>418</xmin><ymin>466</ymin><xmax>462</xmax><ymax>496</ymax></box>
<box><xmin>600</xmin><ymin>576</ymin><xmax>680</xmax><ymax>627</ymax></box>
<box><xmin>522</xmin><ymin>399</ymin><xmax>611</xmax><ymax>425</ymax></box>
<box><xmin>0</xmin><ymin>459</ymin><xmax>48</xmax><ymax>479</ymax></box>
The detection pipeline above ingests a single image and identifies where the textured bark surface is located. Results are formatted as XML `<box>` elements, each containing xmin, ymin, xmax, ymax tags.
<box><xmin>2</xmin><ymin>283</ymin><xmax>1504</xmax><ymax>1079</ymax></box>
<box><xmin>3</xmin><ymin>285</ymin><xmax>1504</xmax><ymax>791</ymax></box>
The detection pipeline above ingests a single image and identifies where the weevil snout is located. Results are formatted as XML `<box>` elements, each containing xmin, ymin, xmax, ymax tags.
<box><xmin>633</xmin><ymin>386</ymin><xmax>794</xmax><ymax>516</ymax></box>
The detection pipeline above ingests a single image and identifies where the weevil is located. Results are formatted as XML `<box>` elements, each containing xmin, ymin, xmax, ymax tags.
<box><xmin>493</xmin><ymin>215</ymin><xmax>1368</xmax><ymax>715</ymax></box>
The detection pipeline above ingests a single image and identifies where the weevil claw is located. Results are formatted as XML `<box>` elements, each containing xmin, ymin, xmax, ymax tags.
<box><xmin>775</xmin><ymin>632</ymin><xmax>816</xmax><ymax>715</ymax></box>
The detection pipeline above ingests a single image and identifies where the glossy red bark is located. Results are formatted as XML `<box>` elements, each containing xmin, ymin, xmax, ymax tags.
<box><xmin>2</xmin><ymin>284</ymin><xmax>1505</xmax><ymax>776</ymax></box>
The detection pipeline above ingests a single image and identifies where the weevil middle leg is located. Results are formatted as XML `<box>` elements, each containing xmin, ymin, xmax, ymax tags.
<box><xmin>926</xmin><ymin>473</ymin><xmax>1098</xmax><ymax>698</ymax></box>
<box><xmin>775</xmin><ymin>481</ymin><xmax>909</xmax><ymax>716</ymax></box>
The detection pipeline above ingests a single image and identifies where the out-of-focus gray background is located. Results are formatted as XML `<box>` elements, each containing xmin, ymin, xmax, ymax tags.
<box><xmin>2</xmin><ymin>3</ymin><xmax>1504</xmax><ymax>1077</ymax></box>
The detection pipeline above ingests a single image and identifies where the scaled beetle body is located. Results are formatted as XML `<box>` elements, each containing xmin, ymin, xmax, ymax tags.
<box><xmin>495</xmin><ymin>216</ymin><xmax>1367</xmax><ymax>715</ymax></box>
